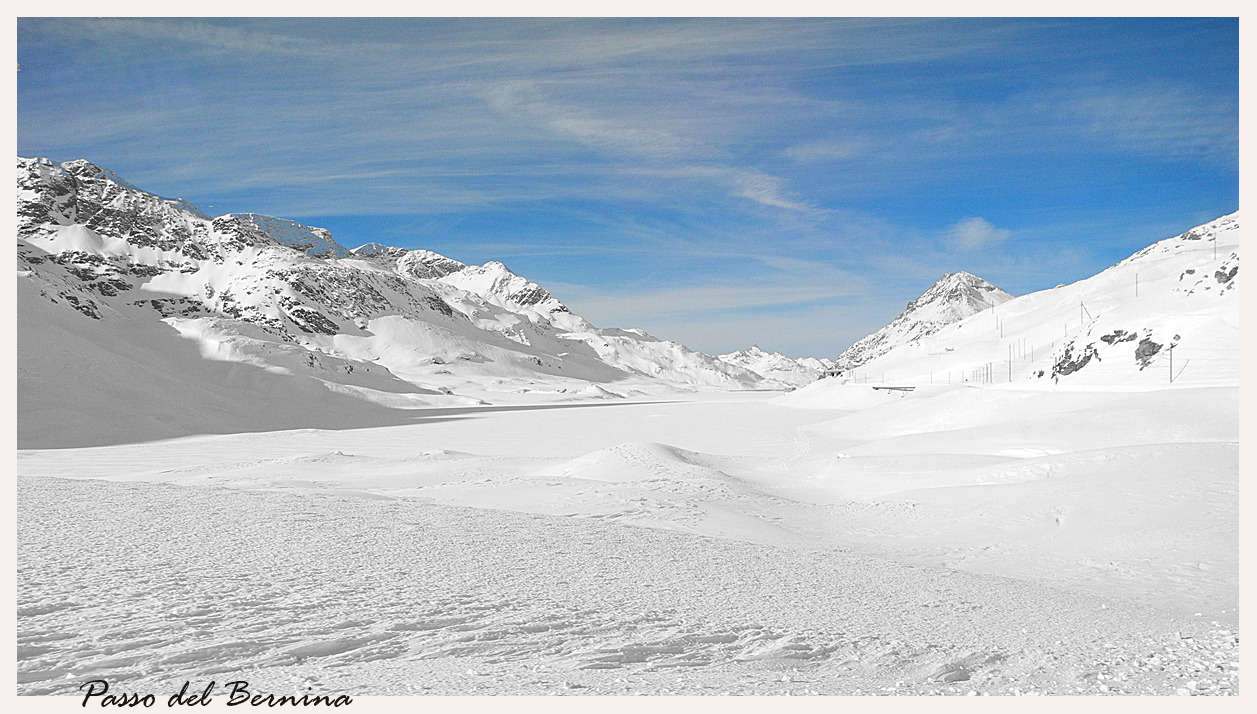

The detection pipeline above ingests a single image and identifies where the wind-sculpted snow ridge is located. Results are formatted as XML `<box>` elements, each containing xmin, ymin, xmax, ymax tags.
<box><xmin>718</xmin><ymin>345</ymin><xmax>833</xmax><ymax>388</ymax></box>
<box><xmin>16</xmin><ymin>157</ymin><xmax>769</xmax><ymax>446</ymax></box>
<box><xmin>817</xmin><ymin>212</ymin><xmax>1239</xmax><ymax>389</ymax></box>
<box><xmin>837</xmin><ymin>272</ymin><xmax>1014</xmax><ymax>370</ymax></box>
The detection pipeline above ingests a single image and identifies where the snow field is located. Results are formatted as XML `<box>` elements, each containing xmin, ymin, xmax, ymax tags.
<box><xmin>17</xmin><ymin>382</ymin><xmax>1238</xmax><ymax>695</ymax></box>
<box><xmin>16</xmin><ymin>475</ymin><xmax>1239</xmax><ymax>696</ymax></box>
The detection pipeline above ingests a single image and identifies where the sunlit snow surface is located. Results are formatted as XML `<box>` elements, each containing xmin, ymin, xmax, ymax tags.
<box><xmin>18</xmin><ymin>384</ymin><xmax>1238</xmax><ymax>696</ymax></box>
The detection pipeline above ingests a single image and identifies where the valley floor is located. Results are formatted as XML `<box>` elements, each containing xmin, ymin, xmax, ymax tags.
<box><xmin>16</xmin><ymin>387</ymin><xmax>1240</xmax><ymax>696</ymax></box>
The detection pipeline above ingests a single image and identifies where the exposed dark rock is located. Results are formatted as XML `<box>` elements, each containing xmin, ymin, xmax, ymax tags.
<box><xmin>127</xmin><ymin>264</ymin><xmax>163</xmax><ymax>278</ymax></box>
<box><xmin>1135</xmin><ymin>338</ymin><xmax>1162</xmax><ymax>370</ymax></box>
<box><xmin>288</xmin><ymin>307</ymin><xmax>340</xmax><ymax>335</ymax></box>
<box><xmin>425</xmin><ymin>295</ymin><xmax>456</xmax><ymax>318</ymax></box>
<box><xmin>1100</xmin><ymin>329</ymin><xmax>1138</xmax><ymax>345</ymax></box>
<box><xmin>91</xmin><ymin>278</ymin><xmax>134</xmax><ymax>297</ymax></box>
<box><xmin>61</xmin><ymin>293</ymin><xmax>101</xmax><ymax>319</ymax></box>
<box><xmin>1052</xmin><ymin>342</ymin><xmax>1100</xmax><ymax>378</ymax></box>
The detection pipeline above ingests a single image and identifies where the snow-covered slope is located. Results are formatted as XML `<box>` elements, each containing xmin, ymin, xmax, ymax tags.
<box><xmin>837</xmin><ymin>272</ymin><xmax>1014</xmax><ymax>370</ymax></box>
<box><xmin>16</xmin><ymin>157</ymin><xmax>772</xmax><ymax>446</ymax></box>
<box><xmin>810</xmin><ymin>213</ymin><xmax>1239</xmax><ymax>390</ymax></box>
<box><xmin>718</xmin><ymin>345</ymin><xmax>832</xmax><ymax>387</ymax></box>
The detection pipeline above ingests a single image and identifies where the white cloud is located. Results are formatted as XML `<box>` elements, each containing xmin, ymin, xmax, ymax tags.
<box><xmin>947</xmin><ymin>217</ymin><xmax>1012</xmax><ymax>251</ymax></box>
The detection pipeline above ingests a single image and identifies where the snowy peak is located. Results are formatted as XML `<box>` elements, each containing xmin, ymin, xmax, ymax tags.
<box><xmin>351</xmin><ymin>244</ymin><xmax>468</xmax><ymax>280</ymax></box>
<box><xmin>356</xmin><ymin>245</ymin><xmax>572</xmax><ymax>316</ymax></box>
<box><xmin>836</xmin><ymin>212</ymin><xmax>1239</xmax><ymax>388</ymax></box>
<box><xmin>397</xmin><ymin>249</ymin><xmax>468</xmax><ymax>280</ymax></box>
<box><xmin>907</xmin><ymin>271</ymin><xmax>1013</xmax><ymax>315</ymax></box>
<box><xmin>838</xmin><ymin>271</ymin><xmax>1013</xmax><ymax>369</ymax></box>
<box><xmin>718</xmin><ymin>345</ymin><xmax>834</xmax><ymax>388</ymax></box>
<box><xmin>439</xmin><ymin>260</ymin><xmax>571</xmax><ymax>317</ymax></box>
<box><xmin>17</xmin><ymin>157</ymin><xmax>212</xmax><ymax>244</ymax></box>
<box><xmin>214</xmin><ymin>213</ymin><xmax>352</xmax><ymax>259</ymax></box>
<box><xmin>58</xmin><ymin>158</ymin><xmax>213</xmax><ymax>221</ymax></box>
<box><xmin>352</xmin><ymin>242</ymin><xmax>409</xmax><ymax>259</ymax></box>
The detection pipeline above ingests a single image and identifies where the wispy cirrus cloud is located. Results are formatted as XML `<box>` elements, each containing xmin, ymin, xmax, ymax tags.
<box><xmin>17</xmin><ymin>18</ymin><xmax>1237</xmax><ymax>356</ymax></box>
<box><xmin>19</xmin><ymin>17</ymin><xmax>1043</xmax><ymax>220</ymax></box>
<box><xmin>1057</xmin><ymin>81</ymin><xmax>1238</xmax><ymax>164</ymax></box>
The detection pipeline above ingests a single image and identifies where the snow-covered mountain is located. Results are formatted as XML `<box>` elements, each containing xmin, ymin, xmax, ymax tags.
<box><xmin>836</xmin><ymin>271</ymin><xmax>1014</xmax><ymax>370</ymax></box>
<box><xmin>717</xmin><ymin>345</ymin><xmax>833</xmax><ymax>387</ymax></box>
<box><xmin>16</xmin><ymin>157</ymin><xmax>772</xmax><ymax>446</ymax></box>
<box><xmin>822</xmin><ymin>213</ymin><xmax>1239</xmax><ymax>388</ymax></box>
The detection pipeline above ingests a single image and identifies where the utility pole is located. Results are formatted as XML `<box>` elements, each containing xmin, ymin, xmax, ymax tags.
<box><xmin>1169</xmin><ymin>345</ymin><xmax>1173</xmax><ymax>384</ymax></box>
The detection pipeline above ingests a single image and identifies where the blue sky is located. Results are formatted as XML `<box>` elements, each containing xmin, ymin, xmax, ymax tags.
<box><xmin>17</xmin><ymin>18</ymin><xmax>1238</xmax><ymax>357</ymax></box>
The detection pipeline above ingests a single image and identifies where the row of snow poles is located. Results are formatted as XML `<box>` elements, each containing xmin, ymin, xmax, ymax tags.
<box><xmin>1007</xmin><ymin>339</ymin><xmax>1035</xmax><ymax>381</ymax></box>
<box><xmin>847</xmin><ymin>368</ymin><xmax>1001</xmax><ymax>385</ymax></box>
<box><xmin>926</xmin><ymin>365</ymin><xmax>995</xmax><ymax>384</ymax></box>
<box><xmin>974</xmin><ymin>363</ymin><xmax>993</xmax><ymax>384</ymax></box>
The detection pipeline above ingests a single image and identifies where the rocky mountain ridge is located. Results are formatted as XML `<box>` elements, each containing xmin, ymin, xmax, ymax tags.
<box><xmin>17</xmin><ymin>157</ymin><xmax>786</xmax><ymax>448</ymax></box>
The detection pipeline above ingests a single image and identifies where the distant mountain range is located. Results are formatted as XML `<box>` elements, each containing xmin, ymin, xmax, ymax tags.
<box><xmin>17</xmin><ymin>156</ymin><xmax>1236</xmax><ymax>447</ymax></box>
<box><xmin>18</xmin><ymin>157</ymin><xmax>824</xmax><ymax>446</ymax></box>
<box><xmin>718</xmin><ymin>345</ymin><xmax>834</xmax><ymax>387</ymax></box>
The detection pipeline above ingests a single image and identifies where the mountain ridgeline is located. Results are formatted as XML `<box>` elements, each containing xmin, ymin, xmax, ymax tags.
<box><xmin>836</xmin><ymin>272</ymin><xmax>1015</xmax><ymax>371</ymax></box>
<box><xmin>16</xmin><ymin>156</ymin><xmax>1238</xmax><ymax>447</ymax></box>
<box><xmin>19</xmin><ymin>157</ymin><xmax>837</xmax><ymax>447</ymax></box>
<box><xmin>829</xmin><ymin>215</ymin><xmax>1239</xmax><ymax>388</ymax></box>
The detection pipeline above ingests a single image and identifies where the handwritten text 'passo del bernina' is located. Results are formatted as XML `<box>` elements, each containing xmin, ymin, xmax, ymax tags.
<box><xmin>78</xmin><ymin>679</ymin><xmax>353</xmax><ymax>707</ymax></box>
